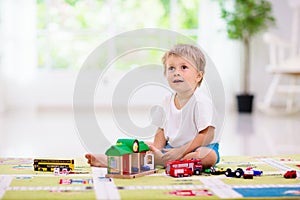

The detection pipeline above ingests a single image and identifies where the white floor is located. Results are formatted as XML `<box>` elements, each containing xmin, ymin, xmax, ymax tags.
<box><xmin>0</xmin><ymin>108</ymin><xmax>300</xmax><ymax>158</ymax></box>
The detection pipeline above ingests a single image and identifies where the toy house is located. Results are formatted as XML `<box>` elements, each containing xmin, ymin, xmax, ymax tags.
<box><xmin>105</xmin><ymin>139</ymin><xmax>157</xmax><ymax>179</ymax></box>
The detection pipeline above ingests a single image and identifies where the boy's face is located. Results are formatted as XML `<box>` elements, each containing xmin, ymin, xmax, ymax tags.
<box><xmin>165</xmin><ymin>55</ymin><xmax>202</xmax><ymax>94</ymax></box>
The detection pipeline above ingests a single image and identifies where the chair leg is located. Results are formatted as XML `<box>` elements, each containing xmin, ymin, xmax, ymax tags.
<box><xmin>263</xmin><ymin>74</ymin><xmax>281</xmax><ymax>107</ymax></box>
<box><xmin>286</xmin><ymin>76</ymin><xmax>297</xmax><ymax>111</ymax></box>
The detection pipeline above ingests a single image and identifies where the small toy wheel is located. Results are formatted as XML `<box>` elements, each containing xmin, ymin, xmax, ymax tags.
<box><xmin>235</xmin><ymin>171</ymin><xmax>242</xmax><ymax>178</ymax></box>
<box><xmin>194</xmin><ymin>169</ymin><xmax>201</xmax><ymax>175</ymax></box>
<box><xmin>225</xmin><ymin>168</ymin><xmax>231</xmax><ymax>177</ymax></box>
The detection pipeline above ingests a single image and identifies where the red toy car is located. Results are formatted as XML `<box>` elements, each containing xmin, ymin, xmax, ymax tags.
<box><xmin>284</xmin><ymin>170</ymin><xmax>297</xmax><ymax>178</ymax></box>
<box><xmin>243</xmin><ymin>169</ymin><xmax>254</xmax><ymax>179</ymax></box>
<box><xmin>165</xmin><ymin>159</ymin><xmax>202</xmax><ymax>178</ymax></box>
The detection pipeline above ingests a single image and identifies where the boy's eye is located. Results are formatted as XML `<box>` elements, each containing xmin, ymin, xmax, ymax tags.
<box><xmin>168</xmin><ymin>66</ymin><xmax>175</xmax><ymax>71</ymax></box>
<box><xmin>181</xmin><ymin>65</ymin><xmax>188</xmax><ymax>70</ymax></box>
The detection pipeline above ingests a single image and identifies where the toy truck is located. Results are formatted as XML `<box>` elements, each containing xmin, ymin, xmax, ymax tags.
<box><xmin>165</xmin><ymin>159</ymin><xmax>203</xmax><ymax>178</ymax></box>
<box><xmin>169</xmin><ymin>167</ymin><xmax>193</xmax><ymax>177</ymax></box>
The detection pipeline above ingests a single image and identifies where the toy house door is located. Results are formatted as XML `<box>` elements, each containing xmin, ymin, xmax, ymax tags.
<box><xmin>122</xmin><ymin>154</ymin><xmax>130</xmax><ymax>175</ymax></box>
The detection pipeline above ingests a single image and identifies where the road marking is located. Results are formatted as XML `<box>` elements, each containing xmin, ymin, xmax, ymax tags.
<box><xmin>8</xmin><ymin>186</ymin><xmax>93</xmax><ymax>191</ymax></box>
<box><xmin>259</xmin><ymin>158</ymin><xmax>293</xmax><ymax>171</ymax></box>
<box><xmin>0</xmin><ymin>175</ymin><xmax>13</xmax><ymax>199</ymax></box>
<box><xmin>92</xmin><ymin>167</ymin><xmax>120</xmax><ymax>200</ymax></box>
<box><xmin>200</xmin><ymin>177</ymin><xmax>243</xmax><ymax>198</ymax></box>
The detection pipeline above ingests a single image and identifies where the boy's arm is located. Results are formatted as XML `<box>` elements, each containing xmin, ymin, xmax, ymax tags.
<box><xmin>162</xmin><ymin>126</ymin><xmax>214</xmax><ymax>161</ymax></box>
<box><xmin>181</xmin><ymin>126</ymin><xmax>215</xmax><ymax>157</ymax></box>
<box><xmin>153</xmin><ymin>128</ymin><xmax>166</xmax><ymax>150</ymax></box>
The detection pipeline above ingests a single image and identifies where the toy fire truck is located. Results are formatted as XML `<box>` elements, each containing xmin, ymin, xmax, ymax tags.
<box><xmin>165</xmin><ymin>159</ymin><xmax>203</xmax><ymax>178</ymax></box>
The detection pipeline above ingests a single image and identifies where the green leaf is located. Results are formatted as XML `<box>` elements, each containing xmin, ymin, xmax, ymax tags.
<box><xmin>219</xmin><ymin>0</ymin><xmax>275</xmax><ymax>40</ymax></box>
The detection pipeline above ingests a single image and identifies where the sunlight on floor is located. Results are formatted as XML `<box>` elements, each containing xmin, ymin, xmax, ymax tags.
<box><xmin>0</xmin><ymin>109</ymin><xmax>299</xmax><ymax>158</ymax></box>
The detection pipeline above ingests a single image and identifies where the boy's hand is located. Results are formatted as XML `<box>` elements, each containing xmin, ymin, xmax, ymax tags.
<box><xmin>147</xmin><ymin>144</ymin><xmax>165</xmax><ymax>166</ymax></box>
<box><xmin>147</xmin><ymin>144</ymin><xmax>160</xmax><ymax>153</ymax></box>
<box><xmin>161</xmin><ymin>147</ymin><xmax>184</xmax><ymax>162</ymax></box>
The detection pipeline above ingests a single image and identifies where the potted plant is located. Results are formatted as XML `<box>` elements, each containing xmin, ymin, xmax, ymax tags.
<box><xmin>219</xmin><ymin>0</ymin><xmax>275</xmax><ymax>113</ymax></box>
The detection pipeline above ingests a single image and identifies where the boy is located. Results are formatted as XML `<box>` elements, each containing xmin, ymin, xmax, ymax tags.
<box><xmin>85</xmin><ymin>44</ymin><xmax>220</xmax><ymax>169</ymax></box>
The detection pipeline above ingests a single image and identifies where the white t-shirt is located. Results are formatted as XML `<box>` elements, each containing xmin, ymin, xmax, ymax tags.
<box><xmin>152</xmin><ymin>87</ymin><xmax>218</xmax><ymax>147</ymax></box>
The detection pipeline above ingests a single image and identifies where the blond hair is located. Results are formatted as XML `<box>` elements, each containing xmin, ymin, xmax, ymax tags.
<box><xmin>162</xmin><ymin>44</ymin><xmax>206</xmax><ymax>86</ymax></box>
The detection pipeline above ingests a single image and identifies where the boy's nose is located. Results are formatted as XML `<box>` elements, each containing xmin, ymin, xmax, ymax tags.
<box><xmin>173</xmin><ymin>68</ymin><xmax>181</xmax><ymax>76</ymax></box>
<box><xmin>174</xmin><ymin>70</ymin><xmax>181</xmax><ymax>76</ymax></box>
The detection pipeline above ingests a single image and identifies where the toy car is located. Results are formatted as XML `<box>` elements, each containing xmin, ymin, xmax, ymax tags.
<box><xmin>243</xmin><ymin>169</ymin><xmax>254</xmax><ymax>179</ymax></box>
<box><xmin>53</xmin><ymin>167</ymin><xmax>60</xmax><ymax>176</ymax></box>
<box><xmin>131</xmin><ymin>167</ymin><xmax>139</xmax><ymax>173</ymax></box>
<box><xmin>253</xmin><ymin>170</ymin><xmax>263</xmax><ymax>176</ymax></box>
<box><xmin>225</xmin><ymin>168</ymin><xmax>244</xmax><ymax>178</ymax></box>
<box><xmin>210</xmin><ymin>167</ymin><xmax>226</xmax><ymax>175</ymax></box>
<box><xmin>284</xmin><ymin>170</ymin><xmax>297</xmax><ymax>178</ymax></box>
<box><xmin>53</xmin><ymin>167</ymin><xmax>69</xmax><ymax>175</ymax></box>
<box><xmin>246</xmin><ymin>167</ymin><xmax>263</xmax><ymax>176</ymax></box>
<box><xmin>141</xmin><ymin>165</ymin><xmax>150</xmax><ymax>171</ymax></box>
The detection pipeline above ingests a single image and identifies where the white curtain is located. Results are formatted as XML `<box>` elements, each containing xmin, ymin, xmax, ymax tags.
<box><xmin>0</xmin><ymin>0</ymin><xmax>37</xmax><ymax>111</ymax></box>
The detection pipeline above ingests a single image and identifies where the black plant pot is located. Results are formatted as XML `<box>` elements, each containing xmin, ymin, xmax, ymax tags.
<box><xmin>236</xmin><ymin>94</ymin><xmax>254</xmax><ymax>113</ymax></box>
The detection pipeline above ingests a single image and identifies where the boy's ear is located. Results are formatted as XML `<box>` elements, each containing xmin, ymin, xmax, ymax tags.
<box><xmin>196</xmin><ymin>71</ymin><xmax>203</xmax><ymax>83</ymax></box>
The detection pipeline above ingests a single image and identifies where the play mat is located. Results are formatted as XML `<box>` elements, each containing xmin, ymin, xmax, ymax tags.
<box><xmin>0</xmin><ymin>154</ymin><xmax>300</xmax><ymax>199</ymax></box>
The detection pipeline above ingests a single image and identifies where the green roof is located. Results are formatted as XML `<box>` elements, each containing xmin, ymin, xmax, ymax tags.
<box><xmin>105</xmin><ymin>139</ymin><xmax>149</xmax><ymax>156</ymax></box>
<box><xmin>139</xmin><ymin>141</ymin><xmax>149</xmax><ymax>152</ymax></box>
<box><xmin>105</xmin><ymin>144</ymin><xmax>132</xmax><ymax>156</ymax></box>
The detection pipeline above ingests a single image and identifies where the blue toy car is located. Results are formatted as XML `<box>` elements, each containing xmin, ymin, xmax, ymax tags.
<box><xmin>142</xmin><ymin>165</ymin><xmax>150</xmax><ymax>171</ymax></box>
<box><xmin>246</xmin><ymin>167</ymin><xmax>263</xmax><ymax>176</ymax></box>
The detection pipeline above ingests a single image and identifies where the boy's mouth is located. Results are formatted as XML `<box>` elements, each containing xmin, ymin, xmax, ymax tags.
<box><xmin>173</xmin><ymin>79</ymin><xmax>184</xmax><ymax>83</ymax></box>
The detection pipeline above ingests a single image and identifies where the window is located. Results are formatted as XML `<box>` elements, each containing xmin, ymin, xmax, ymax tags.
<box><xmin>37</xmin><ymin>0</ymin><xmax>200</xmax><ymax>70</ymax></box>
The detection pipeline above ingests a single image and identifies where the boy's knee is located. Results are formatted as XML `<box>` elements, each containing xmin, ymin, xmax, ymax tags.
<box><xmin>191</xmin><ymin>147</ymin><xmax>217</xmax><ymax>169</ymax></box>
<box><xmin>201</xmin><ymin>156</ymin><xmax>217</xmax><ymax>169</ymax></box>
<box><xmin>199</xmin><ymin>150</ymin><xmax>217</xmax><ymax>169</ymax></box>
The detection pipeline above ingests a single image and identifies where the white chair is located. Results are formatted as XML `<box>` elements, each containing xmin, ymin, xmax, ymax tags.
<box><xmin>260</xmin><ymin>0</ymin><xmax>300</xmax><ymax>115</ymax></box>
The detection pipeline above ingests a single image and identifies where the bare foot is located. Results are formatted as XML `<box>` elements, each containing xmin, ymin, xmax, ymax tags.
<box><xmin>85</xmin><ymin>154</ymin><xmax>108</xmax><ymax>168</ymax></box>
<box><xmin>147</xmin><ymin>145</ymin><xmax>165</xmax><ymax>166</ymax></box>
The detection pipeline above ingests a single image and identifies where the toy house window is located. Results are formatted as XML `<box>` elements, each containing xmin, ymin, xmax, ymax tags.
<box><xmin>108</xmin><ymin>156</ymin><xmax>120</xmax><ymax>174</ymax></box>
<box><xmin>110</xmin><ymin>157</ymin><xmax>118</xmax><ymax>169</ymax></box>
<box><xmin>178</xmin><ymin>163</ymin><xmax>188</xmax><ymax>168</ymax></box>
<box><xmin>146</xmin><ymin>155</ymin><xmax>153</xmax><ymax>164</ymax></box>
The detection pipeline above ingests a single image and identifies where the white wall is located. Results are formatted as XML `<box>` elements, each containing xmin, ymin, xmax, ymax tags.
<box><xmin>199</xmin><ymin>0</ymin><xmax>295</xmax><ymax>112</ymax></box>
<box><xmin>251</xmin><ymin>0</ymin><xmax>295</xmax><ymax>107</ymax></box>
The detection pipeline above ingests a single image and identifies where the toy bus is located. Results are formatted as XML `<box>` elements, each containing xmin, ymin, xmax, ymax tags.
<box><xmin>165</xmin><ymin>159</ymin><xmax>203</xmax><ymax>178</ymax></box>
<box><xmin>33</xmin><ymin>159</ymin><xmax>74</xmax><ymax>172</ymax></box>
